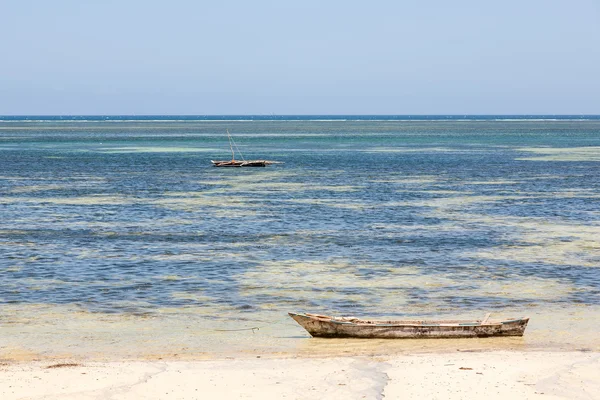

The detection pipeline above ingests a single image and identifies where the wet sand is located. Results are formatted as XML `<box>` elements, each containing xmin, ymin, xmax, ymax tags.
<box><xmin>1</xmin><ymin>351</ymin><xmax>598</xmax><ymax>399</ymax></box>
<box><xmin>2</xmin><ymin>303</ymin><xmax>600</xmax><ymax>362</ymax></box>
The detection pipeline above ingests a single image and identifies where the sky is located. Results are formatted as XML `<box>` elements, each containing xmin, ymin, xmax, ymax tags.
<box><xmin>1</xmin><ymin>0</ymin><xmax>599</xmax><ymax>115</ymax></box>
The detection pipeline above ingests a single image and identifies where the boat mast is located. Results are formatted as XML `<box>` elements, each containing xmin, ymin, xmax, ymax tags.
<box><xmin>227</xmin><ymin>129</ymin><xmax>235</xmax><ymax>162</ymax></box>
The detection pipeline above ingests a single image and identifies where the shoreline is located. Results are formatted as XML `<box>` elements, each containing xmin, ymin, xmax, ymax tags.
<box><xmin>3</xmin><ymin>304</ymin><xmax>599</xmax><ymax>363</ymax></box>
<box><xmin>1</xmin><ymin>350</ymin><xmax>598</xmax><ymax>399</ymax></box>
<box><xmin>2</xmin><ymin>338</ymin><xmax>598</xmax><ymax>364</ymax></box>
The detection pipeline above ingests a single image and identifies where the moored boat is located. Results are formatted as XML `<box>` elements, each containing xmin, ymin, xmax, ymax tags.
<box><xmin>212</xmin><ymin>129</ymin><xmax>281</xmax><ymax>167</ymax></box>
<box><xmin>288</xmin><ymin>312</ymin><xmax>529</xmax><ymax>339</ymax></box>
<box><xmin>211</xmin><ymin>160</ymin><xmax>270</xmax><ymax>167</ymax></box>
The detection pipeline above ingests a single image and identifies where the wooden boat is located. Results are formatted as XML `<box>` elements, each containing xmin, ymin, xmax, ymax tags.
<box><xmin>211</xmin><ymin>160</ymin><xmax>276</xmax><ymax>167</ymax></box>
<box><xmin>212</xmin><ymin>129</ymin><xmax>281</xmax><ymax>167</ymax></box>
<box><xmin>288</xmin><ymin>312</ymin><xmax>529</xmax><ymax>339</ymax></box>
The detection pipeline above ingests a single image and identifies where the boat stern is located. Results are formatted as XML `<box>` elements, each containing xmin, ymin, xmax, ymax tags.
<box><xmin>499</xmin><ymin>317</ymin><xmax>530</xmax><ymax>336</ymax></box>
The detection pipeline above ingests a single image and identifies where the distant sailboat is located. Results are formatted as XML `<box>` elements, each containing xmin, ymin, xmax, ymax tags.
<box><xmin>211</xmin><ymin>129</ymin><xmax>281</xmax><ymax>167</ymax></box>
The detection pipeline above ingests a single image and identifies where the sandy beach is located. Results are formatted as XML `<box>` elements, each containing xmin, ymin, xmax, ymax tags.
<box><xmin>1</xmin><ymin>351</ymin><xmax>598</xmax><ymax>399</ymax></box>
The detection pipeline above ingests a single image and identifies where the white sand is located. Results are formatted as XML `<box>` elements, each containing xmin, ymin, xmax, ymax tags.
<box><xmin>1</xmin><ymin>351</ymin><xmax>598</xmax><ymax>399</ymax></box>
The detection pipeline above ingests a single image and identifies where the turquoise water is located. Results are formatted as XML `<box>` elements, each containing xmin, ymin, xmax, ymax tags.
<box><xmin>1</xmin><ymin>118</ymin><xmax>600</xmax><ymax>358</ymax></box>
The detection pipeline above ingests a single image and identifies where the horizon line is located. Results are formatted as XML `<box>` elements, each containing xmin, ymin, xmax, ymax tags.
<box><xmin>1</xmin><ymin>114</ymin><xmax>599</xmax><ymax>117</ymax></box>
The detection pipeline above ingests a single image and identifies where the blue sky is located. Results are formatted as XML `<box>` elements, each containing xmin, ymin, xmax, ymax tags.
<box><xmin>1</xmin><ymin>0</ymin><xmax>599</xmax><ymax>114</ymax></box>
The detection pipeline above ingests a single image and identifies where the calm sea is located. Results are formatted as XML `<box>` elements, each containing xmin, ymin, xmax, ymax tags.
<box><xmin>1</xmin><ymin>116</ymin><xmax>599</xmax><ymax>359</ymax></box>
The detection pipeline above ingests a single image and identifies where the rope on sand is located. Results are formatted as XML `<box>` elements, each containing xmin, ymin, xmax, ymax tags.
<box><xmin>213</xmin><ymin>318</ymin><xmax>290</xmax><ymax>334</ymax></box>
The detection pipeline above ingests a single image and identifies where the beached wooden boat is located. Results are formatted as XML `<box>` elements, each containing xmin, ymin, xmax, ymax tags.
<box><xmin>288</xmin><ymin>312</ymin><xmax>529</xmax><ymax>339</ymax></box>
<box><xmin>212</xmin><ymin>130</ymin><xmax>281</xmax><ymax>167</ymax></box>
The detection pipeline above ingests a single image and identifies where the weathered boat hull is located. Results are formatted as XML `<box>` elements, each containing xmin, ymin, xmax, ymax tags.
<box><xmin>288</xmin><ymin>312</ymin><xmax>529</xmax><ymax>339</ymax></box>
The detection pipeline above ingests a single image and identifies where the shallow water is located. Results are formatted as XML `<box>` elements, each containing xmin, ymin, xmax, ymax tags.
<box><xmin>1</xmin><ymin>118</ymin><xmax>599</xmax><ymax>359</ymax></box>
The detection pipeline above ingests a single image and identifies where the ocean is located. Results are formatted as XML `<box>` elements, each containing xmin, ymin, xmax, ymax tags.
<box><xmin>1</xmin><ymin>116</ymin><xmax>599</xmax><ymax>359</ymax></box>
